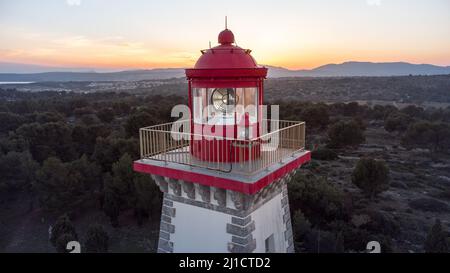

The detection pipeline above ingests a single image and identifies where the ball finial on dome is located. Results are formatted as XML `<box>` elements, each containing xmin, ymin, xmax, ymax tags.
<box><xmin>218</xmin><ymin>29</ymin><xmax>234</xmax><ymax>45</ymax></box>
<box><xmin>218</xmin><ymin>16</ymin><xmax>234</xmax><ymax>45</ymax></box>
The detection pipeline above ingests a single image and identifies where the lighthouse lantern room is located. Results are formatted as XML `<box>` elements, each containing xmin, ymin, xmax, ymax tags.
<box><xmin>134</xmin><ymin>25</ymin><xmax>311</xmax><ymax>253</ymax></box>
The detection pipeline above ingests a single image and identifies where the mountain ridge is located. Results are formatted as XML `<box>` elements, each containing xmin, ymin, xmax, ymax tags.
<box><xmin>1</xmin><ymin>61</ymin><xmax>449</xmax><ymax>82</ymax></box>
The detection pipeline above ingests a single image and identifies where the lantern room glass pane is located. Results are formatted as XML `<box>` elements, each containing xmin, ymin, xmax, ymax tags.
<box><xmin>236</xmin><ymin>87</ymin><xmax>258</xmax><ymax>123</ymax></box>
<box><xmin>193</xmin><ymin>88</ymin><xmax>207</xmax><ymax>123</ymax></box>
<box><xmin>192</xmin><ymin>87</ymin><xmax>258</xmax><ymax>125</ymax></box>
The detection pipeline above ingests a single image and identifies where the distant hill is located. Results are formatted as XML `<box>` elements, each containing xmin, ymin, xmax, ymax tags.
<box><xmin>0</xmin><ymin>62</ymin><xmax>106</xmax><ymax>73</ymax></box>
<box><xmin>0</xmin><ymin>68</ymin><xmax>185</xmax><ymax>82</ymax></box>
<box><xmin>266</xmin><ymin>62</ymin><xmax>450</xmax><ymax>77</ymax></box>
<box><xmin>1</xmin><ymin>61</ymin><xmax>449</xmax><ymax>82</ymax></box>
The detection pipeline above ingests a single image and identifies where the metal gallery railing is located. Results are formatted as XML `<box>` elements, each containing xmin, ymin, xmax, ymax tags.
<box><xmin>139</xmin><ymin>119</ymin><xmax>305</xmax><ymax>176</ymax></box>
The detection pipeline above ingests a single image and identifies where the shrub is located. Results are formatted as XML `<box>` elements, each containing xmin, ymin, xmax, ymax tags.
<box><xmin>56</xmin><ymin>233</ymin><xmax>78</xmax><ymax>253</ymax></box>
<box><xmin>292</xmin><ymin>210</ymin><xmax>311</xmax><ymax>240</ymax></box>
<box><xmin>85</xmin><ymin>224</ymin><xmax>109</xmax><ymax>253</ymax></box>
<box><xmin>360</xmin><ymin>210</ymin><xmax>400</xmax><ymax>237</ymax></box>
<box><xmin>401</xmin><ymin>105</ymin><xmax>424</xmax><ymax>118</ymax></box>
<box><xmin>327</xmin><ymin>120</ymin><xmax>365</xmax><ymax>148</ymax></box>
<box><xmin>300</xmin><ymin>104</ymin><xmax>330</xmax><ymax>129</ymax></box>
<box><xmin>312</xmin><ymin>147</ymin><xmax>338</xmax><ymax>161</ymax></box>
<box><xmin>384</xmin><ymin>112</ymin><xmax>411</xmax><ymax>132</ymax></box>
<box><xmin>351</xmin><ymin>158</ymin><xmax>390</xmax><ymax>199</ymax></box>
<box><xmin>402</xmin><ymin>121</ymin><xmax>450</xmax><ymax>153</ymax></box>
<box><xmin>303</xmin><ymin>229</ymin><xmax>344</xmax><ymax>253</ymax></box>
<box><xmin>289</xmin><ymin>173</ymin><xmax>349</xmax><ymax>224</ymax></box>
<box><xmin>50</xmin><ymin>214</ymin><xmax>78</xmax><ymax>247</ymax></box>
<box><xmin>424</xmin><ymin>219</ymin><xmax>449</xmax><ymax>253</ymax></box>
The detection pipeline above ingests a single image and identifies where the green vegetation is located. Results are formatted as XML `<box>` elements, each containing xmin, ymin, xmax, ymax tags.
<box><xmin>311</xmin><ymin>147</ymin><xmax>338</xmax><ymax>161</ymax></box>
<box><xmin>0</xmin><ymin>89</ymin><xmax>176</xmax><ymax>238</ymax></box>
<box><xmin>289</xmin><ymin>173</ymin><xmax>349</xmax><ymax>224</ymax></box>
<box><xmin>51</xmin><ymin>214</ymin><xmax>78</xmax><ymax>253</ymax></box>
<box><xmin>1</xmin><ymin>83</ymin><xmax>449</xmax><ymax>253</ymax></box>
<box><xmin>402</xmin><ymin>121</ymin><xmax>450</xmax><ymax>153</ymax></box>
<box><xmin>327</xmin><ymin>119</ymin><xmax>365</xmax><ymax>148</ymax></box>
<box><xmin>85</xmin><ymin>224</ymin><xmax>109</xmax><ymax>253</ymax></box>
<box><xmin>352</xmin><ymin>158</ymin><xmax>390</xmax><ymax>199</ymax></box>
<box><xmin>384</xmin><ymin>112</ymin><xmax>411</xmax><ymax>132</ymax></box>
<box><xmin>424</xmin><ymin>219</ymin><xmax>449</xmax><ymax>253</ymax></box>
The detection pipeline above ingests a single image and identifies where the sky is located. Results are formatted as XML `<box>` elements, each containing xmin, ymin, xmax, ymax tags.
<box><xmin>0</xmin><ymin>0</ymin><xmax>449</xmax><ymax>71</ymax></box>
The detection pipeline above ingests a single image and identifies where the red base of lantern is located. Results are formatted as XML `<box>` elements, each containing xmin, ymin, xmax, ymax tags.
<box><xmin>190</xmin><ymin>139</ymin><xmax>261</xmax><ymax>162</ymax></box>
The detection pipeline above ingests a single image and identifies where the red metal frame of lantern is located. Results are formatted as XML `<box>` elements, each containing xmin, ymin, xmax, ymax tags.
<box><xmin>185</xmin><ymin>28</ymin><xmax>268</xmax><ymax>163</ymax></box>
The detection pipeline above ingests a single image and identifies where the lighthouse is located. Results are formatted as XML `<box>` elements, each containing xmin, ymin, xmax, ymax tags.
<box><xmin>133</xmin><ymin>26</ymin><xmax>311</xmax><ymax>253</ymax></box>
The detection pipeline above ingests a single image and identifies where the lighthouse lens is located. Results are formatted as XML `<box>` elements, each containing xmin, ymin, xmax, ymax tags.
<box><xmin>211</xmin><ymin>88</ymin><xmax>237</xmax><ymax>113</ymax></box>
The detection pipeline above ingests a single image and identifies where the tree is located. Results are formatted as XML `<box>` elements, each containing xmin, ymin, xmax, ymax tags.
<box><xmin>370</xmin><ymin>105</ymin><xmax>397</xmax><ymax>120</ymax></box>
<box><xmin>125</xmin><ymin>112</ymin><xmax>158</xmax><ymax>138</ymax></box>
<box><xmin>352</xmin><ymin>116</ymin><xmax>367</xmax><ymax>131</ymax></box>
<box><xmin>85</xmin><ymin>224</ymin><xmax>109</xmax><ymax>253</ymax></box>
<box><xmin>69</xmin><ymin>155</ymin><xmax>102</xmax><ymax>193</ymax></box>
<box><xmin>327</xmin><ymin>120</ymin><xmax>365</xmax><ymax>148</ymax></box>
<box><xmin>0</xmin><ymin>112</ymin><xmax>27</xmax><ymax>133</ymax></box>
<box><xmin>56</xmin><ymin>233</ymin><xmax>78</xmax><ymax>253</ymax></box>
<box><xmin>103</xmin><ymin>172</ymin><xmax>120</xmax><ymax>227</ymax></box>
<box><xmin>301</xmin><ymin>104</ymin><xmax>330</xmax><ymax>129</ymax></box>
<box><xmin>92</xmin><ymin>137</ymin><xmax>138</xmax><ymax>172</ymax></box>
<box><xmin>80</xmin><ymin>114</ymin><xmax>100</xmax><ymax>126</ymax></box>
<box><xmin>401</xmin><ymin>105</ymin><xmax>424</xmax><ymax>118</ymax></box>
<box><xmin>288</xmin><ymin>173</ymin><xmax>348</xmax><ymax>225</ymax></box>
<box><xmin>73</xmin><ymin>106</ymin><xmax>95</xmax><ymax>118</ymax></box>
<box><xmin>424</xmin><ymin>219</ymin><xmax>449</xmax><ymax>253</ymax></box>
<box><xmin>292</xmin><ymin>210</ymin><xmax>311</xmax><ymax>240</ymax></box>
<box><xmin>352</xmin><ymin>158</ymin><xmax>390</xmax><ymax>199</ymax></box>
<box><xmin>112</xmin><ymin>101</ymin><xmax>131</xmax><ymax>116</ymax></box>
<box><xmin>111</xmin><ymin>154</ymin><xmax>136</xmax><ymax>207</ymax></box>
<box><xmin>303</xmin><ymin>229</ymin><xmax>343</xmax><ymax>253</ymax></box>
<box><xmin>384</xmin><ymin>112</ymin><xmax>411</xmax><ymax>132</ymax></box>
<box><xmin>72</xmin><ymin>124</ymin><xmax>111</xmax><ymax>156</ymax></box>
<box><xmin>71</xmin><ymin>125</ymin><xmax>91</xmax><ymax>156</ymax></box>
<box><xmin>50</xmin><ymin>214</ymin><xmax>78</xmax><ymax>247</ymax></box>
<box><xmin>101</xmin><ymin>154</ymin><xmax>162</xmax><ymax>227</ymax></box>
<box><xmin>33</xmin><ymin>111</ymin><xmax>64</xmax><ymax>124</ymax></box>
<box><xmin>96</xmin><ymin>107</ymin><xmax>115</xmax><ymax>123</ymax></box>
<box><xmin>134</xmin><ymin>174</ymin><xmax>162</xmax><ymax>225</ymax></box>
<box><xmin>402</xmin><ymin>121</ymin><xmax>450</xmax><ymax>153</ymax></box>
<box><xmin>34</xmin><ymin>157</ymin><xmax>88</xmax><ymax>213</ymax></box>
<box><xmin>0</xmin><ymin>151</ymin><xmax>38</xmax><ymax>192</ymax></box>
<box><xmin>342</xmin><ymin>102</ymin><xmax>362</xmax><ymax>117</ymax></box>
<box><xmin>15</xmin><ymin>122</ymin><xmax>77</xmax><ymax>162</ymax></box>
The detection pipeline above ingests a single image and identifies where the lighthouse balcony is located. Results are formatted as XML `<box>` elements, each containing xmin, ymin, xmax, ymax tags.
<box><xmin>134</xmin><ymin>119</ymin><xmax>311</xmax><ymax>194</ymax></box>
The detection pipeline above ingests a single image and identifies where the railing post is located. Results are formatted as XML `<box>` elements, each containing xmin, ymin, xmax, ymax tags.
<box><xmin>302</xmin><ymin>122</ymin><xmax>305</xmax><ymax>149</ymax></box>
<box><xmin>163</xmin><ymin>131</ymin><xmax>167</xmax><ymax>165</ymax></box>
<box><xmin>139</xmin><ymin>129</ymin><xmax>143</xmax><ymax>158</ymax></box>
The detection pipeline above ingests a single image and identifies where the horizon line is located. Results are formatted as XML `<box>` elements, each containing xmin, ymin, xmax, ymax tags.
<box><xmin>1</xmin><ymin>60</ymin><xmax>450</xmax><ymax>74</ymax></box>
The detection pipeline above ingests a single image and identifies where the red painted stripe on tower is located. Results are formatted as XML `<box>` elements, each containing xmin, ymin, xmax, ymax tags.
<box><xmin>133</xmin><ymin>151</ymin><xmax>311</xmax><ymax>195</ymax></box>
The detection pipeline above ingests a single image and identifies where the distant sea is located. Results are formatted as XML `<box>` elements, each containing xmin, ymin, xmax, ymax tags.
<box><xmin>0</xmin><ymin>82</ymin><xmax>34</xmax><ymax>84</ymax></box>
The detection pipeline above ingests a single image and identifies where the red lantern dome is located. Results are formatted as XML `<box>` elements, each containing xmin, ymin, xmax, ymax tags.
<box><xmin>193</xmin><ymin>29</ymin><xmax>259</xmax><ymax>69</ymax></box>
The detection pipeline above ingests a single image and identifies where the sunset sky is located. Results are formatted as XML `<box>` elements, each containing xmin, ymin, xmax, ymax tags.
<box><xmin>1</xmin><ymin>0</ymin><xmax>449</xmax><ymax>71</ymax></box>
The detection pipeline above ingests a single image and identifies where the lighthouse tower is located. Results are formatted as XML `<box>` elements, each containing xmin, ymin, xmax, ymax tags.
<box><xmin>133</xmin><ymin>26</ymin><xmax>311</xmax><ymax>253</ymax></box>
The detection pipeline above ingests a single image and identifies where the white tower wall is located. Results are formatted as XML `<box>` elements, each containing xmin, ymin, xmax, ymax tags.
<box><xmin>152</xmin><ymin>170</ymin><xmax>296</xmax><ymax>253</ymax></box>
